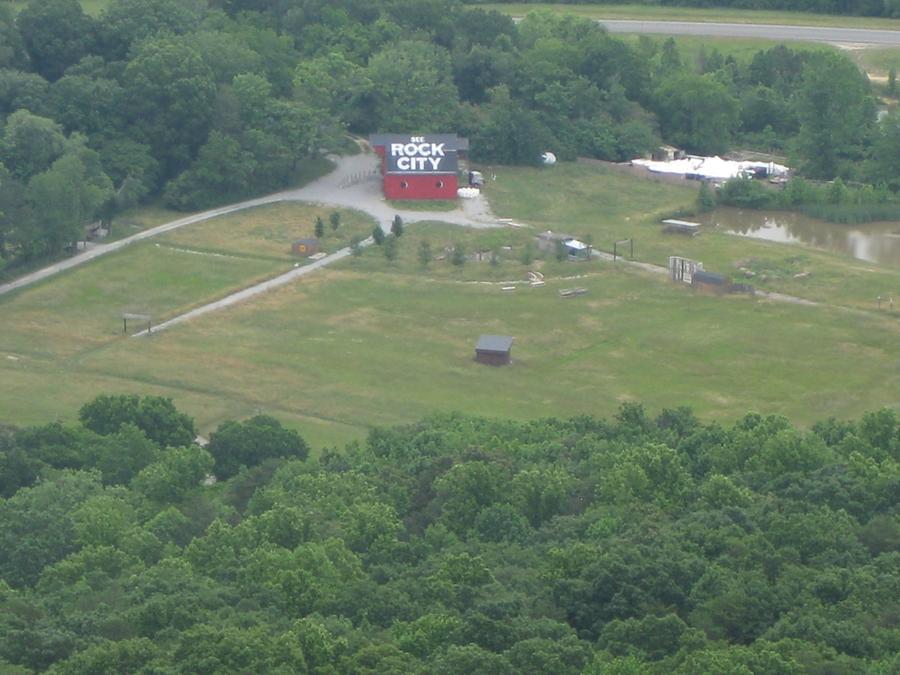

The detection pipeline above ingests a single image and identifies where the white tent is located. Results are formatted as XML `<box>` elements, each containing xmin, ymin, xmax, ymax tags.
<box><xmin>631</xmin><ymin>155</ymin><xmax>789</xmax><ymax>180</ymax></box>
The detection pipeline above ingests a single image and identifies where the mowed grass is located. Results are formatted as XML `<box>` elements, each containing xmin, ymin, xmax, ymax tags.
<box><xmin>11</xmin><ymin>262</ymin><xmax>895</xmax><ymax>451</ymax></box>
<box><xmin>9</xmin><ymin>0</ymin><xmax>109</xmax><ymax>14</ymax></box>
<box><xmin>483</xmin><ymin>162</ymin><xmax>900</xmax><ymax>310</ymax></box>
<box><xmin>0</xmin><ymin>201</ymin><xmax>375</xmax><ymax>449</ymax></box>
<box><xmin>2</xmin><ymin>169</ymin><xmax>898</xmax><ymax>452</ymax></box>
<box><xmin>0</xmin><ymin>202</ymin><xmax>377</xmax><ymax>362</ymax></box>
<box><xmin>348</xmin><ymin>220</ymin><xmax>537</xmax><ymax>281</ymax></box>
<box><xmin>854</xmin><ymin>46</ymin><xmax>900</xmax><ymax>74</ymax></box>
<box><xmin>387</xmin><ymin>200</ymin><xmax>460</xmax><ymax>212</ymax></box>
<box><xmin>157</xmin><ymin>202</ymin><xmax>377</xmax><ymax>261</ymax></box>
<box><xmin>0</xmin><ymin>241</ymin><xmax>284</xmax><ymax>360</ymax></box>
<box><xmin>622</xmin><ymin>34</ymin><xmax>832</xmax><ymax>65</ymax></box>
<box><xmin>484</xmin><ymin>162</ymin><xmax>696</xmax><ymax>233</ymax></box>
<box><xmin>483</xmin><ymin>3</ymin><xmax>900</xmax><ymax>30</ymax></box>
<box><xmin>110</xmin><ymin>203</ymin><xmax>188</xmax><ymax>240</ymax></box>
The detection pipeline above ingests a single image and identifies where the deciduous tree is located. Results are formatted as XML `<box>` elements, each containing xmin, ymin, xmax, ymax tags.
<box><xmin>17</xmin><ymin>0</ymin><xmax>97</xmax><ymax>81</ymax></box>
<box><xmin>207</xmin><ymin>415</ymin><xmax>309</xmax><ymax>480</ymax></box>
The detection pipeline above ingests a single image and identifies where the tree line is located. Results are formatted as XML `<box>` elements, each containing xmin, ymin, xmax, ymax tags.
<box><xmin>1</xmin><ymin>0</ymin><xmax>895</xmax><ymax>271</ymax></box>
<box><xmin>0</xmin><ymin>394</ymin><xmax>897</xmax><ymax>672</ymax></box>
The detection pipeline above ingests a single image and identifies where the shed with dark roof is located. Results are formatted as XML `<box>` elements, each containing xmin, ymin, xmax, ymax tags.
<box><xmin>475</xmin><ymin>335</ymin><xmax>513</xmax><ymax>366</ymax></box>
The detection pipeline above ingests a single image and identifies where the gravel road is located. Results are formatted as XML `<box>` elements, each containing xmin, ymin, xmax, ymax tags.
<box><xmin>0</xmin><ymin>152</ymin><xmax>499</xmax><ymax>298</ymax></box>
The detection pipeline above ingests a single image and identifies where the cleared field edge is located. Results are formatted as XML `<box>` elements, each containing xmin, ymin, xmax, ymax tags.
<box><xmin>480</xmin><ymin>3</ymin><xmax>900</xmax><ymax>30</ymax></box>
<box><xmin>155</xmin><ymin>201</ymin><xmax>380</xmax><ymax>262</ymax></box>
<box><xmin>0</xmin><ymin>240</ymin><xmax>290</xmax><ymax>314</ymax></box>
<box><xmin>0</xmin><ymin>363</ymin><xmax>368</xmax><ymax>454</ymax></box>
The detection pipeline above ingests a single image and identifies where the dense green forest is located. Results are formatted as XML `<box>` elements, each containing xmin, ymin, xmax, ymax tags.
<box><xmin>0</xmin><ymin>394</ymin><xmax>897</xmax><ymax>673</ymax></box>
<box><xmin>470</xmin><ymin>0</ymin><xmax>900</xmax><ymax>19</ymax></box>
<box><xmin>1</xmin><ymin>0</ymin><xmax>898</xmax><ymax>271</ymax></box>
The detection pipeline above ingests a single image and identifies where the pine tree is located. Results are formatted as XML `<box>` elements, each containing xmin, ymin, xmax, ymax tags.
<box><xmin>372</xmin><ymin>225</ymin><xmax>385</xmax><ymax>245</ymax></box>
<box><xmin>314</xmin><ymin>216</ymin><xmax>325</xmax><ymax>238</ymax></box>
<box><xmin>520</xmin><ymin>241</ymin><xmax>535</xmax><ymax>266</ymax></box>
<box><xmin>451</xmin><ymin>242</ymin><xmax>465</xmax><ymax>266</ymax></box>
<box><xmin>418</xmin><ymin>240</ymin><xmax>432</xmax><ymax>267</ymax></box>
<box><xmin>383</xmin><ymin>234</ymin><xmax>398</xmax><ymax>262</ymax></box>
<box><xmin>329</xmin><ymin>211</ymin><xmax>341</xmax><ymax>231</ymax></box>
<box><xmin>391</xmin><ymin>214</ymin><xmax>404</xmax><ymax>237</ymax></box>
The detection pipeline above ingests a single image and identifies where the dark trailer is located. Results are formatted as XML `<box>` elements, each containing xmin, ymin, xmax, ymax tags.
<box><xmin>474</xmin><ymin>335</ymin><xmax>514</xmax><ymax>366</ymax></box>
<box><xmin>691</xmin><ymin>270</ymin><xmax>730</xmax><ymax>294</ymax></box>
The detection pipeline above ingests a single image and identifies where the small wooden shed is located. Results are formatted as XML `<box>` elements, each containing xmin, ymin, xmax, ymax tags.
<box><xmin>292</xmin><ymin>238</ymin><xmax>321</xmax><ymax>256</ymax></box>
<box><xmin>475</xmin><ymin>335</ymin><xmax>513</xmax><ymax>366</ymax></box>
<box><xmin>652</xmin><ymin>145</ymin><xmax>684</xmax><ymax>162</ymax></box>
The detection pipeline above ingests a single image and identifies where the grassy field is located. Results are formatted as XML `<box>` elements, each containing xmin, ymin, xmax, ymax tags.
<box><xmin>2</xmin><ymin>166</ymin><xmax>898</xmax><ymax>452</ymax></box>
<box><xmin>482</xmin><ymin>3</ymin><xmax>900</xmax><ymax>29</ymax></box>
<box><xmin>3</xmin><ymin>258</ymin><xmax>896</xmax><ymax>452</ymax></box>
<box><xmin>622</xmin><ymin>33</ymin><xmax>832</xmax><ymax>66</ymax></box>
<box><xmin>854</xmin><ymin>46</ymin><xmax>900</xmax><ymax>74</ymax></box>
<box><xmin>482</xmin><ymin>162</ymin><xmax>900</xmax><ymax>311</ymax></box>
<box><xmin>157</xmin><ymin>202</ymin><xmax>377</xmax><ymax>262</ymax></box>
<box><xmin>9</xmin><ymin>0</ymin><xmax>109</xmax><ymax>14</ymax></box>
<box><xmin>0</xmin><ymin>202</ymin><xmax>377</xmax><ymax>358</ymax></box>
<box><xmin>0</xmin><ymin>242</ymin><xmax>283</xmax><ymax>360</ymax></box>
<box><xmin>387</xmin><ymin>200</ymin><xmax>460</xmax><ymax>212</ymax></box>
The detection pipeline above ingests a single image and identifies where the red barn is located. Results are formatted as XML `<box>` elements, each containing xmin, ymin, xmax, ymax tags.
<box><xmin>370</xmin><ymin>134</ymin><xmax>468</xmax><ymax>200</ymax></box>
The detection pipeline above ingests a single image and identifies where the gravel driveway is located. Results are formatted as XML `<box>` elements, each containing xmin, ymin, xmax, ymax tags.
<box><xmin>0</xmin><ymin>151</ymin><xmax>500</xmax><ymax>298</ymax></box>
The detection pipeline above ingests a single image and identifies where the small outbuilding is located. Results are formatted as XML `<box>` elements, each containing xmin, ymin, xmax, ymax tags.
<box><xmin>662</xmin><ymin>219</ymin><xmax>701</xmax><ymax>236</ymax></box>
<box><xmin>475</xmin><ymin>335</ymin><xmax>513</xmax><ymax>366</ymax></box>
<box><xmin>292</xmin><ymin>238</ymin><xmax>321</xmax><ymax>256</ymax></box>
<box><xmin>652</xmin><ymin>145</ymin><xmax>685</xmax><ymax>162</ymax></box>
<box><xmin>562</xmin><ymin>239</ymin><xmax>590</xmax><ymax>260</ymax></box>
<box><xmin>536</xmin><ymin>231</ymin><xmax>589</xmax><ymax>259</ymax></box>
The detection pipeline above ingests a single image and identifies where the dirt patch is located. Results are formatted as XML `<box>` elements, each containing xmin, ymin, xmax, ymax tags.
<box><xmin>577</xmin><ymin>314</ymin><xmax>603</xmax><ymax>330</ymax></box>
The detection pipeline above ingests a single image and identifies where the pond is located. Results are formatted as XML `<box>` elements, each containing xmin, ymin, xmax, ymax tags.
<box><xmin>698</xmin><ymin>208</ymin><xmax>900</xmax><ymax>268</ymax></box>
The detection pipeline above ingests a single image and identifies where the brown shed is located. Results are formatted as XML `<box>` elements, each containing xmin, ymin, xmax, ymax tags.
<box><xmin>292</xmin><ymin>238</ymin><xmax>321</xmax><ymax>256</ymax></box>
<box><xmin>475</xmin><ymin>335</ymin><xmax>513</xmax><ymax>366</ymax></box>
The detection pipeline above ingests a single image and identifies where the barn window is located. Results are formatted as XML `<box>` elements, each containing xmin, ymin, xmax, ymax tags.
<box><xmin>436</xmin><ymin>180</ymin><xmax>444</xmax><ymax>188</ymax></box>
<box><xmin>400</xmin><ymin>180</ymin><xmax>409</xmax><ymax>189</ymax></box>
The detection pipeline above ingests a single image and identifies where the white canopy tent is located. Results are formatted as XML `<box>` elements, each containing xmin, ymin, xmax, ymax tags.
<box><xmin>631</xmin><ymin>155</ymin><xmax>789</xmax><ymax>180</ymax></box>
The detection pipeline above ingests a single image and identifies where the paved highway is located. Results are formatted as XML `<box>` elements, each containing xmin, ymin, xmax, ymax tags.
<box><xmin>596</xmin><ymin>19</ymin><xmax>900</xmax><ymax>45</ymax></box>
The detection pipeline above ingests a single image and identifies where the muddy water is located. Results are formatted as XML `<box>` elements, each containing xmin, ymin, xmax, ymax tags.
<box><xmin>698</xmin><ymin>208</ymin><xmax>900</xmax><ymax>268</ymax></box>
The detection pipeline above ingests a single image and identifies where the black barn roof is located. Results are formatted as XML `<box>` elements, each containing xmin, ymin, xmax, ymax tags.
<box><xmin>369</xmin><ymin>133</ymin><xmax>469</xmax><ymax>152</ymax></box>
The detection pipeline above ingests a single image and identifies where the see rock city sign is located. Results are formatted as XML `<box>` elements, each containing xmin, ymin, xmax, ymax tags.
<box><xmin>370</xmin><ymin>133</ymin><xmax>469</xmax><ymax>200</ymax></box>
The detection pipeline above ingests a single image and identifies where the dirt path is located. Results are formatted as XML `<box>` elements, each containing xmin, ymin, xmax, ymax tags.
<box><xmin>0</xmin><ymin>151</ymin><xmax>864</xmax><ymax>333</ymax></box>
<box><xmin>590</xmin><ymin>249</ymin><xmax>825</xmax><ymax>307</ymax></box>
<box><xmin>0</xmin><ymin>152</ymin><xmax>500</xmax><ymax>298</ymax></box>
<box><xmin>132</xmin><ymin>238</ymin><xmax>374</xmax><ymax>337</ymax></box>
